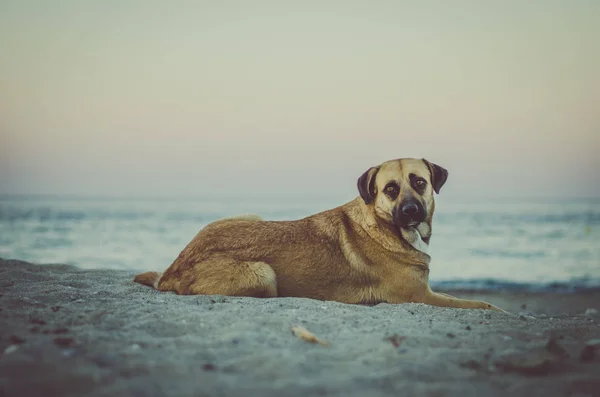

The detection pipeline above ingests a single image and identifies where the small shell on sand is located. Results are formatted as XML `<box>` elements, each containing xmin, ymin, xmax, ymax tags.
<box><xmin>290</xmin><ymin>326</ymin><xmax>330</xmax><ymax>347</ymax></box>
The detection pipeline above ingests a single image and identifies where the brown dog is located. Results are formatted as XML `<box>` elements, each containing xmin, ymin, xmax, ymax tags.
<box><xmin>134</xmin><ymin>158</ymin><xmax>502</xmax><ymax>311</ymax></box>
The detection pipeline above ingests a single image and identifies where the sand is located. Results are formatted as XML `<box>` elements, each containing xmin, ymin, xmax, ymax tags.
<box><xmin>1</xmin><ymin>258</ymin><xmax>599</xmax><ymax>397</ymax></box>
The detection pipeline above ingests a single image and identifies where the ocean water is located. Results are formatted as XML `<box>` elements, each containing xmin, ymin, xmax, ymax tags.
<box><xmin>1</xmin><ymin>195</ymin><xmax>599</xmax><ymax>292</ymax></box>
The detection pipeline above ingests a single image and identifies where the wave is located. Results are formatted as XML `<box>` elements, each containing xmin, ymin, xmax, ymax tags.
<box><xmin>0</xmin><ymin>207</ymin><xmax>155</xmax><ymax>222</ymax></box>
<box><xmin>436</xmin><ymin>211</ymin><xmax>600</xmax><ymax>226</ymax></box>
<box><xmin>0</xmin><ymin>207</ymin><xmax>320</xmax><ymax>223</ymax></box>
<box><xmin>430</xmin><ymin>277</ymin><xmax>600</xmax><ymax>293</ymax></box>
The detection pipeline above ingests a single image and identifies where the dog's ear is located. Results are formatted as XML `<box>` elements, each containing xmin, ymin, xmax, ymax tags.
<box><xmin>422</xmin><ymin>159</ymin><xmax>448</xmax><ymax>194</ymax></box>
<box><xmin>357</xmin><ymin>166</ymin><xmax>380</xmax><ymax>204</ymax></box>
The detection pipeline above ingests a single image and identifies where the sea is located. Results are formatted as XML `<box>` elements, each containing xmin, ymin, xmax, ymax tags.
<box><xmin>1</xmin><ymin>195</ymin><xmax>599</xmax><ymax>292</ymax></box>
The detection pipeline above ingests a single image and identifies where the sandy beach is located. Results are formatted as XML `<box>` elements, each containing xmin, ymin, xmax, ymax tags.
<box><xmin>1</xmin><ymin>258</ymin><xmax>599</xmax><ymax>397</ymax></box>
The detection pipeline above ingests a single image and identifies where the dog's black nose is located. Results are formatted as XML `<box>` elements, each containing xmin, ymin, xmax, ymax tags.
<box><xmin>401</xmin><ymin>203</ymin><xmax>419</xmax><ymax>216</ymax></box>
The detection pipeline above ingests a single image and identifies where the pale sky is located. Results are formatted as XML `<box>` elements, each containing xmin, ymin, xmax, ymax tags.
<box><xmin>1</xmin><ymin>0</ymin><xmax>599</xmax><ymax>200</ymax></box>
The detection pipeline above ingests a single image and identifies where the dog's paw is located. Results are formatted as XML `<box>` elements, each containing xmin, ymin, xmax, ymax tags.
<box><xmin>481</xmin><ymin>301</ymin><xmax>509</xmax><ymax>314</ymax></box>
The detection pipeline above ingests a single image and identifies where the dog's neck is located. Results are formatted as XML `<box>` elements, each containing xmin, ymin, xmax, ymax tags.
<box><xmin>350</xmin><ymin>198</ymin><xmax>431</xmax><ymax>263</ymax></box>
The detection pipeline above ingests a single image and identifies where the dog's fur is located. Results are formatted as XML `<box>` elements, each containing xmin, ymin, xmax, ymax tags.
<box><xmin>134</xmin><ymin>158</ymin><xmax>502</xmax><ymax>311</ymax></box>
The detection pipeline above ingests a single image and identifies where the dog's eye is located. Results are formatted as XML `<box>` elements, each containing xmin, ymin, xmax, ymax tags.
<box><xmin>414</xmin><ymin>179</ymin><xmax>427</xmax><ymax>188</ymax></box>
<box><xmin>384</xmin><ymin>184</ymin><xmax>399</xmax><ymax>196</ymax></box>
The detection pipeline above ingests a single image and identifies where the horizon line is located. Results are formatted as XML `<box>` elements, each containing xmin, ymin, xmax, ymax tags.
<box><xmin>1</xmin><ymin>193</ymin><xmax>599</xmax><ymax>202</ymax></box>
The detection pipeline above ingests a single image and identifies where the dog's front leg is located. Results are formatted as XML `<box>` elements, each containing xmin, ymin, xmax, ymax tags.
<box><xmin>422</xmin><ymin>289</ymin><xmax>506</xmax><ymax>312</ymax></box>
<box><xmin>434</xmin><ymin>292</ymin><xmax>456</xmax><ymax>299</ymax></box>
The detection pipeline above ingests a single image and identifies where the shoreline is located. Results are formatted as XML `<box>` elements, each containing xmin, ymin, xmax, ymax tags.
<box><xmin>1</xmin><ymin>258</ymin><xmax>599</xmax><ymax>396</ymax></box>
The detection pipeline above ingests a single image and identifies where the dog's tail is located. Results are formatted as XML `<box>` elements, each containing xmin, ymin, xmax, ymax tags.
<box><xmin>133</xmin><ymin>271</ymin><xmax>161</xmax><ymax>289</ymax></box>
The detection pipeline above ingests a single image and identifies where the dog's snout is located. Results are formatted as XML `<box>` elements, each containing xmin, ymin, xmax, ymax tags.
<box><xmin>401</xmin><ymin>203</ymin><xmax>419</xmax><ymax>216</ymax></box>
<box><xmin>394</xmin><ymin>199</ymin><xmax>426</xmax><ymax>228</ymax></box>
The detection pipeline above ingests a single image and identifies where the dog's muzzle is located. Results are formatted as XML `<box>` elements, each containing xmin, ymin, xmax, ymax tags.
<box><xmin>393</xmin><ymin>200</ymin><xmax>426</xmax><ymax>228</ymax></box>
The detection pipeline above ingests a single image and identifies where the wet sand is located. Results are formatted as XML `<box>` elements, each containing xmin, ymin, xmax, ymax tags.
<box><xmin>1</xmin><ymin>258</ymin><xmax>599</xmax><ymax>397</ymax></box>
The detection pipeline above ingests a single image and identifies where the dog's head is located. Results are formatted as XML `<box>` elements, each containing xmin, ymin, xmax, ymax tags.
<box><xmin>357</xmin><ymin>158</ymin><xmax>448</xmax><ymax>248</ymax></box>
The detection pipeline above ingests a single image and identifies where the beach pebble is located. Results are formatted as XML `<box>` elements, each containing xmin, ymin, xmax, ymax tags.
<box><xmin>518</xmin><ymin>314</ymin><xmax>536</xmax><ymax>321</ymax></box>
<box><xmin>580</xmin><ymin>346</ymin><xmax>595</xmax><ymax>362</ymax></box>
<box><xmin>202</xmin><ymin>363</ymin><xmax>216</xmax><ymax>371</ymax></box>
<box><xmin>10</xmin><ymin>335</ymin><xmax>26</xmax><ymax>345</ymax></box>
<box><xmin>385</xmin><ymin>334</ymin><xmax>406</xmax><ymax>348</ymax></box>
<box><xmin>493</xmin><ymin>336</ymin><xmax>568</xmax><ymax>375</ymax></box>
<box><xmin>3</xmin><ymin>345</ymin><xmax>20</xmax><ymax>355</ymax></box>
<box><xmin>493</xmin><ymin>349</ymin><xmax>557</xmax><ymax>375</ymax></box>
<box><xmin>61</xmin><ymin>348</ymin><xmax>77</xmax><ymax>357</ymax></box>
<box><xmin>580</xmin><ymin>339</ymin><xmax>600</xmax><ymax>362</ymax></box>
<box><xmin>584</xmin><ymin>308</ymin><xmax>598</xmax><ymax>316</ymax></box>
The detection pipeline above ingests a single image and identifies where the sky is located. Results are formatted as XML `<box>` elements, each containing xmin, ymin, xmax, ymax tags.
<box><xmin>1</xmin><ymin>0</ymin><xmax>599</xmax><ymax>200</ymax></box>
